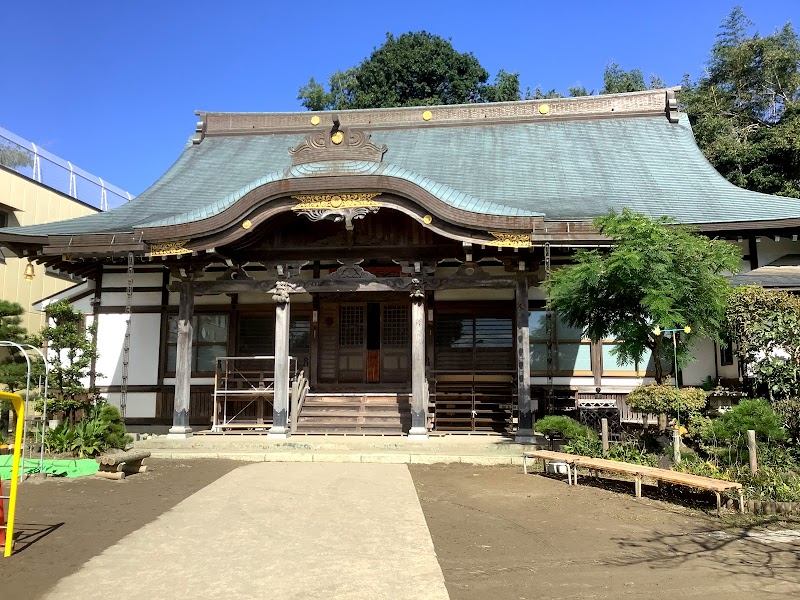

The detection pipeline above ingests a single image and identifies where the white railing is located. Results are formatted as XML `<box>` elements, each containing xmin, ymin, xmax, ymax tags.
<box><xmin>0</xmin><ymin>126</ymin><xmax>133</xmax><ymax>211</ymax></box>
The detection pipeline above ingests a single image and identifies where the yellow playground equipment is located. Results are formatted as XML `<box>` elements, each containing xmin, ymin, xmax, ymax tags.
<box><xmin>0</xmin><ymin>391</ymin><xmax>24</xmax><ymax>558</ymax></box>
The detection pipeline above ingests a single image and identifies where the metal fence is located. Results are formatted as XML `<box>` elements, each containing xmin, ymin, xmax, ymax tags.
<box><xmin>0</xmin><ymin>126</ymin><xmax>133</xmax><ymax>210</ymax></box>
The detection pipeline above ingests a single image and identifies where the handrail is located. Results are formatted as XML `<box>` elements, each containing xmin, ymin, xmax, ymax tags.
<box><xmin>212</xmin><ymin>355</ymin><xmax>296</xmax><ymax>431</ymax></box>
<box><xmin>290</xmin><ymin>369</ymin><xmax>309</xmax><ymax>434</ymax></box>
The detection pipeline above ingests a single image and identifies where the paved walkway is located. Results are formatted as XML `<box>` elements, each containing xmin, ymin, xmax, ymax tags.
<box><xmin>44</xmin><ymin>463</ymin><xmax>450</xmax><ymax>600</ymax></box>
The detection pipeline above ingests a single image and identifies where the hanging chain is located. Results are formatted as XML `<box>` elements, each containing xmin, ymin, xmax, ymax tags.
<box><xmin>120</xmin><ymin>251</ymin><xmax>134</xmax><ymax>419</ymax></box>
<box><xmin>544</xmin><ymin>242</ymin><xmax>555</xmax><ymax>415</ymax></box>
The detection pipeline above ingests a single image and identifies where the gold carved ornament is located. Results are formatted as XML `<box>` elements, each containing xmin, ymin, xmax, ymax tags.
<box><xmin>291</xmin><ymin>193</ymin><xmax>381</xmax><ymax>211</ymax></box>
<box><xmin>149</xmin><ymin>240</ymin><xmax>192</xmax><ymax>257</ymax></box>
<box><xmin>487</xmin><ymin>232</ymin><xmax>533</xmax><ymax>248</ymax></box>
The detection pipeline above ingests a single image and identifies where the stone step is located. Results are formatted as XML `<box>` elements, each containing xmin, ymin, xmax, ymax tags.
<box><xmin>299</xmin><ymin>414</ymin><xmax>404</xmax><ymax>424</ymax></box>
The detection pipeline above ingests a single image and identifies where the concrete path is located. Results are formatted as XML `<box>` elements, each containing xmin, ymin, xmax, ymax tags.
<box><xmin>44</xmin><ymin>463</ymin><xmax>450</xmax><ymax>600</ymax></box>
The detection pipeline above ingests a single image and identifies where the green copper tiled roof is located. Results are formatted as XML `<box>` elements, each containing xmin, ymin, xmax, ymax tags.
<box><xmin>7</xmin><ymin>110</ymin><xmax>800</xmax><ymax>237</ymax></box>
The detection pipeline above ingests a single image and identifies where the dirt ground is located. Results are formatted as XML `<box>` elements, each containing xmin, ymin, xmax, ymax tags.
<box><xmin>0</xmin><ymin>459</ymin><xmax>241</xmax><ymax>600</ymax></box>
<box><xmin>410</xmin><ymin>463</ymin><xmax>800</xmax><ymax>600</ymax></box>
<box><xmin>2</xmin><ymin>459</ymin><xmax>800</xmax><ymax>600</ymax></box>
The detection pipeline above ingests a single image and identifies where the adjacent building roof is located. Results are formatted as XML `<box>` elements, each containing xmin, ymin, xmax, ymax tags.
<box><xmin>731</xmin><ymin>254</ymin><xmax>800</xmax><ymax>289</ymax></box>
<box><xmin>4</xmin><ymin>88</ymin><xmax>800</xmax><ymax>239</ymax></box>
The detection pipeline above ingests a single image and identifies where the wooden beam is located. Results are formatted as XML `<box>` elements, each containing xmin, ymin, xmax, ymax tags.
<box><xmin>180</xmin><ymin>275</ymin><xmax>531</xmax><ymax>296</ymax></box>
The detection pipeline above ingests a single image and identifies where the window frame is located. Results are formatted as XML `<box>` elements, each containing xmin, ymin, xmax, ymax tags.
<box><xmin>163</xmin><ymin>311</ymin><xmax>230</xmax><ymax>377</ymax></box>
<box><xmin>528</xmin><ymin>309</ymin><xmax>593</xmax><ymax>376</ymax></box>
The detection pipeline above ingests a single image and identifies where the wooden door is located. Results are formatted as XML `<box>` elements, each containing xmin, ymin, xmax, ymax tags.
<box><xmin>337</xmin><ymin>303</ymin><xmax>367</xmax><ymax>383</ymax></box>
<box><xmin>381</xmin><ymin>303</ymin><xmax>410</xmax><ymax>384</ymax></box>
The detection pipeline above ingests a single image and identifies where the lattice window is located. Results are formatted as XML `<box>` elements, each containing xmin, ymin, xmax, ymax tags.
<box><xmin>339</xmin><ymin>305</ymin><xmax>365</xmax><ymax>346</ymax></box>
<box><xmin>382</xmin><ymin>304</ymin><xmax>409</xmax><ymax>347</ymax></box>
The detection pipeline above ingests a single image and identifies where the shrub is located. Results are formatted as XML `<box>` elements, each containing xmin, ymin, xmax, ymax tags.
<box><xmin>94</xmin><ymin>402</ymin><xmax>132</xmax><ymax>450</ymax></box>
<box><xmin>711</xmin><ymin>398</ymin><xmax>786</xmax><ymax>446</ymax></box>
<box><xmin>771</xmin><ymin>397</ymin><xmax>800</xmax><ymax>441</ymax></box>
<box><xmin>626</xmin><ymin>383</ymin><xmax>707</xmax><ymax>419</ymax></box>
<box><xmin>606</xmin><ymin>442</ymin><xmax>658</xmax><ymax>467</ymax></box>
<box><xmin>71</xmin><ymin>418</ymin><xmax>109</xmax><ymax>458</ymax></box>
<box><xmin>37</xmin><ymin>401</ymin><xmax>131</xmax><ymax>458</ymax></box>
<box><xmin>535</xmin><ymin>416</ymin><xmax>595</xmax><ymax>440</ymax></box>
<box><xmin>564</xmin><ymin>436</ymin><xmax>603</xmax><ymax>457</ymax></box>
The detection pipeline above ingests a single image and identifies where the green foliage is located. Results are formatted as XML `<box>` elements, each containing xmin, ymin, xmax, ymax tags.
<box><xmin>676</xmin><ymin>454</ymin><xmax>800</xmax><ymax>502</ymax></box>
<box><xmin>38</xmin><ymin>400</ymin><xmax>131</xmax><ymax>458</ymax></box>
<box><xmin>547</xmin><ymin>210</ymin><xmax>741</xmax><ymax>382</ymax></box>
<box><xmin>711</xmin><ymin>398</ymin><xmax>786</xmax><ymax>446</ymax></box>
<box><xmin>70</xmin><ymin>418</ymin><xmax>109</xmax><ymax>458</ymax></box>
<box><xmin>0</xmin><ymin>146</ymin><xmax>33</xmax><ymax>170</ymax></box>
<box><xmin>772</xmin><ymin>397</ymin><xmax>800</xmax><ymax>441</ymax></box>
<box><xmin>41</xmin><ymin>300</ymin><xmax>100</xmax><ymax>424</ymax></box>
<box><xmin>535</xmin><ymin>415</ymin><xmax>595</xmax><ymax>440</ymax></box>
<box><xmin>39</xmin><ymin>420</ymin><xmax>78</xmax><ymax>454</ymax></box>
<box><xmin>563</xmin><ymin>436</ymin><xmax>603</xmax><ymax>458</ymax></box>
<box><xmin>298</xmin><ymin>32</ymin><xmax>520</xmax><ymax>110</ymax></box>
<box><xmin>602</xmin><ymin>62</ymin><xmax>647</xmax><ymax>94</ymax></box>
<box><xmin>0</xmin><ymin>300</ymin><xmax>42</xmax><ymax>392</ymax></box>
<box><xmin>606</xmin><ymin>442</ymin><xmax>658</xmax><ymax>467</ymax></box>
<box><xmin>94</xmin><ymin>402</ymin><xmax>132</xmax><ymax>449</ymax></box>
<box><xmin>680</xmin><ymin>8</ymin><xmax>800</xmax><ymax>198</ymax></box>
<box><xmin>626</xmin><ymin>384</ymin><xmax>708</xmax><ymax>419</ymax></box>
<box><xmin>726</xmin><ymin>286</ymin><xmax>800</xmax><ymax>402</ymax></box>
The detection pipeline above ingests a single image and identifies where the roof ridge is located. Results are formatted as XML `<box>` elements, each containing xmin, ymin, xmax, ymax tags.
<box><xmin>196</xmin><ymin>88</ymin><xmax>680</xmax><ymax>140</ymax></box>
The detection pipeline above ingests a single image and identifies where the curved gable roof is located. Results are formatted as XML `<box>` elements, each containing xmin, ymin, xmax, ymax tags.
<box><xmin>5</xmin><ymin>89</ymin><xmax>800</xmax><ymax>238</ymax></box>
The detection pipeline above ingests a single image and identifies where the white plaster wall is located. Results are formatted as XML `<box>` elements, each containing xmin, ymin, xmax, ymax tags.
<box><xmin>95</xmin><ymin>313</ymin><xmax>160</xmax><ymax>386</ymax></box>
<box><xmin>102</xmin><ymin>272</ymin><xmax>164</xmax><ymax>288</ymax></box>
<box><xmin>163</xmin><ymin>377</ymin><xmax>215</xmax><ymax>385</ymax></box>
<box><xmin>681</xmin><ymin>338</ymin><xmax>717</xmax><ymax>386</ymax></box>
<box><xmin>72</xmin><ymin>295</ymin><xmax>94</xmax><ymax>314</ymax></box>
<box><xmin>755</xmin><ymin>237</ymin><xmax>799</xmax><ymax>267</ymax></box>
<box><xmin>104</xmin><ymin>392</ymin><xmax>156</xmax><ymax>418</ymax></box>
<box><xmin>101</xmin><ymin>291</ymin><xmax>162</xmax><ymax>306</ymax></box>
<box><xmin>718</xmin><ymin>357</ymin><xmax>740</xmax><ymax>379</ymax></box>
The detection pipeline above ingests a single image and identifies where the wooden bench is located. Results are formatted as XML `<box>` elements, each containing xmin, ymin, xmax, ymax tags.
<box><xmin>524</xmin><ymin>452</ymin><xmax>745</xmax><ymax>515</ymax></box>
<box><xmin>96</xmin><ymin>451</ymin><xmax>151</xmax><ymax>480</ymax></box>
<box><xmin>523</xmin><ymin>450</ymin><xmax>578</xmax><ymax>484</ymax></box>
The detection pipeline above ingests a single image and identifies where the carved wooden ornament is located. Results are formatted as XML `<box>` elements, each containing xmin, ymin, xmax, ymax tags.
<box><xmin>289</xmin><ymin>127</ymin><xmax>387</xmax><ymax>165</ymax></box>
<box><xmin>487</xmin><ymin>232</ymin><xmax>533</xmax><ymax>248</ymax></box>
<box><xmin>150</xmin><ymin>240</ymin><xmax>192</xmax><ymax>256</ymax></box>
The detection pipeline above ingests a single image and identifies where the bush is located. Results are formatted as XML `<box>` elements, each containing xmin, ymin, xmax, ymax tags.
<box><xmin>711</xmin><ymin>398</ymin><xmax>786</xmax><ymax>446</ymax></box>
<box><xmin>535</xmin><ymin>416</ymin><xmax>595</xmax><ymax>440</ymax></box>
<box><xmin>626</xmin><ymin>383</ymin><xmax>707</xmax><ymax>419</ymax></box>
<box><xmin>95</xmin><ymin>403</ymin><xmax>132</xmax><ymax>449</ymax></box>
<box><xmin>37</xmin><ymin>401</ymin><xmax>131</xmax><ymax>458</ymax></box>
<box><xmin>606</xmin><ymin>442</ymin><xmax>658</xmax><ymax>467</ymax></box>
<box><xmin>772</xmin><ymin>397</ymin><xmax>800</xmax><ymax>441</ymax></box>
<box><xmin>564</xmin><ymin>436</ymin><xmax>603</xmax><ymax>457</ymax></box>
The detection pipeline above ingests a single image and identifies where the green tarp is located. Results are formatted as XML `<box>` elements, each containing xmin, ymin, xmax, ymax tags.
<box><xmin>0</xmin><ymin>454</ymin><xmax>99</xmax><ymax>479</ymax></box>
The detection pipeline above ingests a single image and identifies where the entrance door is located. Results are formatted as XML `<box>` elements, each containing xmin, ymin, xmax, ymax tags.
<box><xmin>318</xmin><ymin>300</ymin><xmax>410</xmax><ymax>385</ymax></box>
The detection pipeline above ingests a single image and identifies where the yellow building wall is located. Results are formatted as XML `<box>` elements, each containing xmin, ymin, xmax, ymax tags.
<box><xmin>0</xmin><ymin>167</ymin><xmax>98</xmax><ymax>334</ymax></box>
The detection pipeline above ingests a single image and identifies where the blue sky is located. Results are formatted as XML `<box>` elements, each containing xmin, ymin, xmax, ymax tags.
<box><xmin>1</xmin><ymin>1</ymin><xmax>797</xmax><ymax>196</ymax></box>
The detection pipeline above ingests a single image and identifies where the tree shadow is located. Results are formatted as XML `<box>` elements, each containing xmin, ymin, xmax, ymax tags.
<box><xmin>7</xmin><ymin>522</ymin><xmax>64</xmax><ymax>555</ymax></box>
<box><xmin>607</xmin><ymin>523</ymin><xmax>800</xmax><ymax>586</ymax></box>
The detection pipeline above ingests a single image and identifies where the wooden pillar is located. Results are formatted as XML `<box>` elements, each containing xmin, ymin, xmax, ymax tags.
<box><xmin>269</xmin><ymin>282</ymin><xmax>291</xmax><ymax>438</ymax></box>
<box><xmin>408</xmin><ymin>280</ymin><xmax>428</xmax><ymax>439</ymax></box>
<box><xmin>168</xmin><ymin>279</ymin><xmax>194</xmax><ymax>439</ymax></box>
<box><xmin>515</xmin><ymin>278</ymin><xmax>535</xmax><ymax>443</ymax></box>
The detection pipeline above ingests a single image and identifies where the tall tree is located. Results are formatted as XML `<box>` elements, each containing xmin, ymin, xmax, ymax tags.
<box><xmin>0</xmin><ymin>300</ymin><xmax>36</xmax><ymax>434</ymax></box>
<box><xmin>547</xmin><ymin>210</ymin><xmax>741</xmax><ymax>383</ymax></box>
<box><xmin>680</xmin><ymin>7</ymin><xmax>800</xmax><ymax>197</ymax></box>
<box><xmin>41</xmin><ymin>300</ymin><xmax>99</xmax><ymax>424</ymax></box>
<box><xmin>298</xmin><ymin>32</ymin><xmax>520</xmax><ymax>110</ymax></box>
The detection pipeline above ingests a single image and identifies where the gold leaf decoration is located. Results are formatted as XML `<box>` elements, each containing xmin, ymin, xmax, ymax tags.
<box><xmin>291</xmin><ymin>193</ymin><xmax>381</xmax><ymax>210</ymax></box>
<box><xmin>487</xmin><ymin>232</ymin><xmax>532</xmax><ymax>248</ymax></box>
<box><xmin>150</xmin><ymin>240</ymin><xmax>192</xmax><ymax>257</ymax></box>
